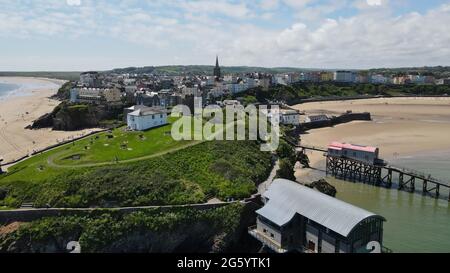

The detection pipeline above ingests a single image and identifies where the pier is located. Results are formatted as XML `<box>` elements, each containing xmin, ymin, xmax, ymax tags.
<box><xmin>325</xmin><ymin>155</ymin><xmax>450</xmax><ymax>201</ymax></box>
<box><xmin>295</xmin><ymin>144</ymin><xmax>450</xmax><ymax>201</ymax></box>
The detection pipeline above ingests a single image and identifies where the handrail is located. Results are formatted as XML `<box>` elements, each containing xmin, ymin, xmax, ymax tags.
<box><xmin>248</xmin><ymin>226</ymin><xmax>288</xmax><ymax>253</ymax></box>
<box><xmin>386</xmin><ymin>163</ymin><xmax>450</xmax><ymax>187</ymax></box>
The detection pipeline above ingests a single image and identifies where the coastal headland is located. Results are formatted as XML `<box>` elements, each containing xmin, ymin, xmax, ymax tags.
<box><xmin>0</xmin><ymin>77</ymin><xmax>101</xmax><ymax>165</ymax></box>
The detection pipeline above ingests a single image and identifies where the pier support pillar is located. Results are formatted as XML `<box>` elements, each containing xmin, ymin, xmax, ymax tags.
<box><xmin>398</xmin><ymin>173</ymin><xmax>404</xmax><ymax>190</ymax></box>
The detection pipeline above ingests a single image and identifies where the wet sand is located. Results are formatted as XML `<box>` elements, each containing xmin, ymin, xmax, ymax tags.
<box><xmin>291</xmin><ymin>97</ymin><xmax>450</xmax><ymax>181</ymax></box>
<box><xmin>0</xmin><ymin>77</ymin><xmax>100</xmax><ymax>164</ymax></box>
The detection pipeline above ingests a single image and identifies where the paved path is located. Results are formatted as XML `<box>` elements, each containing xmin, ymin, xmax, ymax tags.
<box><xmin>258</xmin><ymin>158</ymin><xmax>280</xmax><ymax>194</ymax></box>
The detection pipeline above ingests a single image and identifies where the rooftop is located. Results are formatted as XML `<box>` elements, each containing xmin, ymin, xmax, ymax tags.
<box><xmin>128</xmin><ymin>106</ymin><xmax>167</xmax><ymax>117</ymax></box>
<box><xmin>329</xmin><ymin>141</ymin><xmax>378</xmax><ymax>153</ymax></box>
<box><xmin>257</xmin><ymin>179</ymin><xmax>385</xmax><ymax>237</ymax></box>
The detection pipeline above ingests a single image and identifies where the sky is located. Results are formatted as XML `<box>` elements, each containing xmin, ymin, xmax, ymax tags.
<box><xmin>0</xmin><ymin>0</ymin><xmax>449</xmax><ymax>71</ymax></box>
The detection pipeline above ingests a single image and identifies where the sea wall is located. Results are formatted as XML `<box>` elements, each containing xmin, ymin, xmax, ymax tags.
<box><xmin>300</xmin><ymin>112</ymin><xmax>371</xmax><ymax>131</ymax></box>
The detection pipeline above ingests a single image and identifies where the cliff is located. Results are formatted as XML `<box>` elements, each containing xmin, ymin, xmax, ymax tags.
<box><xmin>27</xmin><ymin>102</ymin><xmax>124</xmax><ymax>131</ymax></box>
<box><xmin>0</xmin><ymin>203</ymin><xmax>262</xmax><ymax>253</ymax></box>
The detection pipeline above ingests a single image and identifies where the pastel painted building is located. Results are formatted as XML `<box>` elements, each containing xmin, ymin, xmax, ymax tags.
<box><xmin>327</xmin><ymin>141</ymin><xmax>380</xmax><ymax>165</ymax></box>
<box><xmin>127</xmin><ymin>106</ymin><xmax>168</xmax><ymax>131</ymax></box>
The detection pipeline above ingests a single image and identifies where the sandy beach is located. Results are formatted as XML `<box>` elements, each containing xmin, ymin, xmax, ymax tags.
<box><xmin>291</xmin><ymin>97</ymin><xmax>450</xmax><ymax>181</ymax></box>
<box><xmin>0</xmin><ymin>77</ymin><xmax>100</xmax><ymax>165</ymax></box>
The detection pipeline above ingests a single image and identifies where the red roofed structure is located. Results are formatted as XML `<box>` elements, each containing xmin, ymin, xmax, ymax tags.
<box><xmin>328</xmin><ymin>142</ymin><xmax>380</xmax><ymax>165</ymax></box>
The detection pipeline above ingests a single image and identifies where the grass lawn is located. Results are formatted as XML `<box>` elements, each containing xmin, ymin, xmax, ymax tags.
<box><xmin>52</xmin><ymin>124</ymin><xmax>189</xmax><ymax>166</ymax></box>
<box><xmin>0</xmin><ymin>114</ymin><xmax>273</xmax><ymax>208</ymax></box>
<box><xmin>0</xmin><ymin>141</ymin><xmax>272</xmax><ymax>208</ymax></box>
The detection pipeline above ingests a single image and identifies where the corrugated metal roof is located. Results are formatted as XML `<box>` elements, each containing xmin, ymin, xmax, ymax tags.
<box><xmin>256</xmin><ymin>179</ymin><xmax>385</xmax><ymax>237</ymax></box>
<box><xmin>329</xmin><ymin>141</ymin><xmax>378</xmax><ymax>153</ymax></box>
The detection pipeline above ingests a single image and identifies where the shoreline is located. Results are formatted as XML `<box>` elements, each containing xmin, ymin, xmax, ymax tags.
<box><xmin>0</xmin><ymin>77</ymin><xmax>101</xmax><ymax>165</ymax></box>
<box><xmin>292</xmin><ymin>97</ymin><xmax>450</xmax><ymax>182</ymax></box>
<box><xmin>289</xmin><ymin>94</ymin><xmax>450</xmax><ymax>107</ymax></box>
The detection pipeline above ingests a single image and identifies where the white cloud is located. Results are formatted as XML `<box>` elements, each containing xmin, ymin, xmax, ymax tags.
<box><xmin>0</xmin><ymin>0</ymin><xmax>449</xmax><ymax>70</ymax></box>
<box><xmin>66</xmin><ymin>0</ymin><xmax>81</xmax><ymax>6</ymax></box>
<box><xmin>367</xmin><ymin>0</ymin><xmax>382</xmax><ymax>6</ymax></box>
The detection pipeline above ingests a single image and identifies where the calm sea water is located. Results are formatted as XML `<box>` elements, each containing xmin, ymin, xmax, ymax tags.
<box><xmin>0</xmin><ymin>82</ymin><xmax>20</xmax><ymax>98</ymax></box>
<box><xmin>0</xmin><ymin>79</ymin><xmax>59</xmax><ymax>100</ymax></box>
<box><xmin>327</xmin><ymin>152</ymin><xmax>450</xmax><ymax>253</ymax></box>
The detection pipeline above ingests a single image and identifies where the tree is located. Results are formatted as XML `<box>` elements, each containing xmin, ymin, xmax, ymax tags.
<box><xmin>276</xmin><ymin>158</ymin><xmax>296</xmax><ymax>181</ymax></box>
<box><xmin>276</xmin><ymin>140</ymin><xmax>296</xmax><ymax>164</ymax></box>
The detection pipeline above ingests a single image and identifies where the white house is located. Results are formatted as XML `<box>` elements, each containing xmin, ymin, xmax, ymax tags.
<box><xmin>127</xmin><ymin>106</ymin><xmax>168</xmax><ymax>131</ymax></box>
<box><xmin>280</xmin><ymin>109</ymin><xmax>301</xmax><ymax>125</ymax></box>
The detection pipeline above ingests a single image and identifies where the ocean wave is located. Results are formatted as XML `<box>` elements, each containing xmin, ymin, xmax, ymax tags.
<box><xmin>0</xmin><ymin>79</ymin><xmax>59</xmax><ymax>100</ymax></box>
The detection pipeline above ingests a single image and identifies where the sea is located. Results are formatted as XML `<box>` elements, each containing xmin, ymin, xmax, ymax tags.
<box><xmin>0</xmin><ymin>82</ymin><xmax>20</xmax><ymax>99</ymax></box>
<box><xmin>0</xmin><ymin>78</ymin><xmax>60</xmax><ymax>100</ymax></box>
<box><xmin>326</xmin><ymin>152</ymin><xmax>450</xmax><ymax>253</ymax></box>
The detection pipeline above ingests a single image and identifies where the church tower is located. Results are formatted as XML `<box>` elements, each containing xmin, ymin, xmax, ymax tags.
<box><xmin>213</xmin><ymin>55</ymin><xmax>221</xmax><ymax>80</ymax></box>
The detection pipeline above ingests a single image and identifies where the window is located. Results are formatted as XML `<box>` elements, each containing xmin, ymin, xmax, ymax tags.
<box><xmin>263</xmin><ymin>229</ymin><xmax>267</xmax><ymax>233</ymax></box>
<box><xmin>270</xmin><ymin>233</ymin><xmax>274</xmax><ymax>238</ymax></box>
<box><xmin>152</xmin><ymin>115</ymin><xmax>155</xmax><ymax>119</ymax></box>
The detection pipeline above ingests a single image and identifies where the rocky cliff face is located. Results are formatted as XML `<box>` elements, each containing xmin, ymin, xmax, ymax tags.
<box><xmin>0</xmin><ymin>203</ymin><xmax>262</xmax><ymax>253</ymax></box>
<box><xmin>27</xmin><ymin>102</ymin><xmax>122</xmax><ymax>131</ymax></box>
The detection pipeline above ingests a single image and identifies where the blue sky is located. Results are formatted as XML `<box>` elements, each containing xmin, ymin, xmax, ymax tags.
<box><xmin>0</xmin><ymin>0</ymin><xmax>449</xmax><ymax>71</ymax></box>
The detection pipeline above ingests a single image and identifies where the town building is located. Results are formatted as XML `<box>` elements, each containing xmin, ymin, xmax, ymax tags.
<box><xmin>80</xmin><ymin>71</ymin><xmax>101</xmax><ymax>87</ymax></box>
<box><xmin>301</xmin><ymin>72</ymin><xmax>320</xmax><ymax>82</ymax></box>
<box><xmin>319</xmin><ymin>71</ymin><xmax>334</xmax><ymax>82</ymax></box>
<box><xmin>223</xmin><ymin>75</ymin><xmax>238</xmax><ymax>84</ymax></box>
<box><xmin>370</xmin><ymin>74</ymin><xmax>389</xmax><ymax>84</ymax></box>
<box><xmin>70</xmin><ymin>88</ymin><xmax>122</xmax><ymax>105</ymax></box>
<box><xmin>280</xmin><ymin>109</ymin><xmax>301</xmax><ymax>125</ymax></box>
<box><xmin>273</xmin><ymin>75</ymin><xmax>288</xmax><ymax>85</ymax></box>
<box><xmin>249</xmin><ymin>179</ymin><xmax>385</xmax><ymax>253</ymax></box>
<box><xmin>334</xmin><ymin>71</ymin><xmax>356</xmax><ymax>83</ymax></box>
<box><xmin>136</xmin><ymin>91</ymin><xmax>160</xmax><ymax>107</ymax></box>
<box><xmin>126</xmin><ymin>106</ymin><xmax>168</xmax><ymax>131</ymax></box>
<box><xmin>327</xmin><ymin>141</ymin><xmax>380</xmax><ymax>165</ymax></box>
<box><xmin>305</xmin><ymin>114</ymin><xmax>329</xmax><ymax>123</ymax></box>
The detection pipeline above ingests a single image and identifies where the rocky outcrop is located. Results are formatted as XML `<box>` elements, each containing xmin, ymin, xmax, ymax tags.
<box><xmin>27</xmin><ymin>102</ymin><xmax>123</xmax><ymax>131</ymax></box>
<box><xmin>308</xmin><ymin>179</ymin><xmax>337</xmax><ymax>197</ymax></box>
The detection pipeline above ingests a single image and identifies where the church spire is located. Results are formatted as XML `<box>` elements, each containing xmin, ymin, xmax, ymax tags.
<box><xmin>214</xmin><ymin>55</ymin><xmax>221</xmax><ymax>80</ymax></box>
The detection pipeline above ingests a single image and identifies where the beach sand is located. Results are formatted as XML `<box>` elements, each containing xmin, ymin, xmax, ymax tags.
<box><xmin>0</xmin><ymin>77</ymin><xmax>100</xmax><ymax>165</ymax></box>
<box><xmin>291</xmin><ymin>97</ymin><xmax>450</xmax><ymax>181</ymax></box>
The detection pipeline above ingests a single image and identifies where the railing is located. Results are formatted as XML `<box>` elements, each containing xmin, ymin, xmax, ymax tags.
<box><xmin>386</xmin><ymin>163</ymin><xmax>450</xmax><ymax>187</ymax></box>
<box><xmin>297</xmin><ymin>145</ymin><xmax>328</xmax><ymax>152</ymax></box>
<box><xmin>248</xmin><ymin>226</ymin><xmax>288</xmax><ymax>253</ymax></box>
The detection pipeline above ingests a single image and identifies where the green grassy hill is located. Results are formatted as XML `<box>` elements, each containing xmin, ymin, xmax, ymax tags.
<box><xmin>0</xmin><ymin>116</ymin><xmax>272</xmax><ymax>209</ymax></box>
